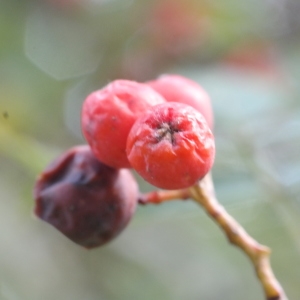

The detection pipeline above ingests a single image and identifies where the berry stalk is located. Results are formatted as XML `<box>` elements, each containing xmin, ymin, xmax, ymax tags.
<box><xmin>189</xmin><ymin>174</ymin><xmax>288</xmax><ymax>300</ymax></box>
<box><xmin>138</xmin><ymin>188</ymin><xmax>190</xmax><ymax>205</ymax></box>
<box><xmin>140</xmin><ymin>174</ymin><xmax>288</xmax><ymax>300</ymax></box>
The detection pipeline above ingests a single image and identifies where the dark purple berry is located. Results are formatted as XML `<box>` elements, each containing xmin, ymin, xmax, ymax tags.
<box><xmin>34</xmin><ymin>145</ymin><xmax>138</xmax><ymax>249</ymax></box>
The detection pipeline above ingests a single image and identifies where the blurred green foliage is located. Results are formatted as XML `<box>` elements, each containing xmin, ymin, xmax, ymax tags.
<box><xmin>1</xmin><ymin>0</ymin><xmax>300</xmax><ymax>299</ymax></box>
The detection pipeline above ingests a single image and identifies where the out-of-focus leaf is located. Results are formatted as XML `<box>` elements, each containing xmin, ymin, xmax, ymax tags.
<box><xmin>90</xmin><ymin>249</ymin><xmax>173</xmax><ymax>300</ymax></box>
<box><xmin>0</xmin><ymin>125</ymin><xmax>58</xmax><ymax>176</ymax></box>
<box><xmin>63</xmin><ymin>79</ymin><xmax>92</xmax><ymax>140</ymax></box>
<box><xmin>83</xmin><ymin>0</ymin><xmax>135</xmax><ymax>14</ymax></box>
<box><xmin>25</xmin><ymin>6</ymin><xmax>101</xmax><ymax>80</ymax></box>
<box><xmin>176</xmin><ymin>66</ymin><xmax>287</xmax><ymax>127</ymax></box>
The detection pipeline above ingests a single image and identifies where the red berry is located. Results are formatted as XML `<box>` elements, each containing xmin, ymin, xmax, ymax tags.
<box><xmin>34</xmin><ymin>145</ymin><xmax>138</xmax><ymax>249</ymax></box>
<box><xmin>81</xmin><ymin>80</ymin><xmax>165</xmax><ymax>168</ymax></box>
<box><xmin>126</xmin><ymin>102</ymin><xmax>215</xmax><ymax>190</ymax></box>
<box><xmin>147</xmin><ymin>74</ymin><xmax>213</xmax><ymax>129</ymax></box>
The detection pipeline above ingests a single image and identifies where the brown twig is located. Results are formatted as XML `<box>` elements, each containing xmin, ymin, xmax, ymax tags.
<box><xmin>189</xmin><ymin>173</ymin><xmax>288</xmax><ymax>300</ymax></box>
<box><xmin>138</xmin><ymin>188</ymin><xmax>190</xmax><ymax>204</ymax></box>
<box><xmin>139</xmin><ymin>173</ymin><xmax>288</xmax><ymax>300</ymax></box>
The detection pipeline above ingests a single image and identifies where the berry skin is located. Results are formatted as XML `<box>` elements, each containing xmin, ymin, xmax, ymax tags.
<box><xmin>81</xmin><ymin>80</ymin><xmax>165</xmax><ymax>169</ymax></box>
<box><xmin>34</xmin><ymin>145</ymin><xmax>138</xmax><ymax>249</ymax></box>
<box><xmin>147</xmin><ymin>74</ymin><xmax>213</xmax><ymax>129</ymax></box>
<box><xmin>126</xmin><ymin>102</ymin><xmax>215</xmax><ymax>190</ymax></box>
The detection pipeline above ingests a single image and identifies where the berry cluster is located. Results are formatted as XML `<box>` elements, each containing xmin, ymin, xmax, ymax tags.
<box><xmin>34</xmin><ymin>74</ymin><xmax>215</xmax><ymax>248</ymax></box>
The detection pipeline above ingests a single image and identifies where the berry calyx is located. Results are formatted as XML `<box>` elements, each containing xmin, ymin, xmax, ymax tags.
<box><xmin>81</xmin><ymin>80</ymin><xmax>165</xmax><ymax>168</ymax></box>
<box><xmin>147</xmin><ymin>74</ymin><xmax>213</xmax><ymax>129</ymax></box>
<box><xmin>126</xmin><ymin>102</ymin><xmax>215</xmax><ymax>190</ymax></box>
<box><xmin>34</xmin><ymin>145</ymin><xmax>138</xmax><ymax>249</ymax></box>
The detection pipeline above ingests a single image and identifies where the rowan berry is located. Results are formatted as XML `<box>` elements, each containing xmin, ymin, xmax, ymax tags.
<box><xmin>126</xmin><ymin>102</ymin><xmax>215</xmax><ymax>189</ymax></box>
<box><xmin>147</xmin><ymin>74</ymin><xmax>213</xmax><ymax>129</ymax></box>
<box><xmin>81</xmin><ymin>80</ymin><xmax>165</xmax><ymax>169</ymax></box>
<box><xmin>34</xmin><ymin>145</ymin><xmax>138</xmax><ymax>249</ymax></box>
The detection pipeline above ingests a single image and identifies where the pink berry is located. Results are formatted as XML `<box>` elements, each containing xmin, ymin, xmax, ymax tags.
<box><xmin>81</xmin><ymin>80</ymin><xmax>165</xmax><ymax>168</ymax></box>
<box><xmin>126</xmin><ymin>102</ymin><xmax>215</xmax><ymax>189</ymax></box>
<box><xmin>147</xmin><ymin>74</ymin><xmax>213</xmax><ymax>129</ymax></box>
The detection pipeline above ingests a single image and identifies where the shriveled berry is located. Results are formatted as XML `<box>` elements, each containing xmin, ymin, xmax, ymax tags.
<box><xmin>34</xmin><ymin>145</ymin><xmax>138</xmax><ymax>249</ymax></box>
<box><xmin>147</xmin><ymin>74</ymin><xmax>213</xmax><ymax>129</ymax></box>
<box><xmin>126</xmin><ymin>102</ymin><xmax>215</xmax><ymax>189</ymax></box>
<box><xmin>81</xmin><ymin>80</ymin><xmax>165</xmax><ymax>168</ymax></box>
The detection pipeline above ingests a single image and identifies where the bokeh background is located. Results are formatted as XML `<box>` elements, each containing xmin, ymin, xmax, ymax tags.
<box><xmin>1</xmin><ymin>0</ymin><xmax>300</xmax><ymax>299</ymax></box>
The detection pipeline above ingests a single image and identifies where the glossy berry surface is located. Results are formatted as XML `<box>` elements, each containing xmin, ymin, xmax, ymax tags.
<box><xmin>126</xmin><ymin>102</ymin><xmax>215</xmax><ymax>189</ymax></box>
<box><xmin>34</xmin><ymin>145</ymin><xmax>138</xmax><ymax>249</ymax></box>
<box><xmin>81</xmin><ymin>80</ymin><xmax>165</xmax><ymax>168</ymax></box>
<box><xmin>147</xmin><ymin>74</ymin><xmax>213</xmax><ymax>129</ymax></box>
